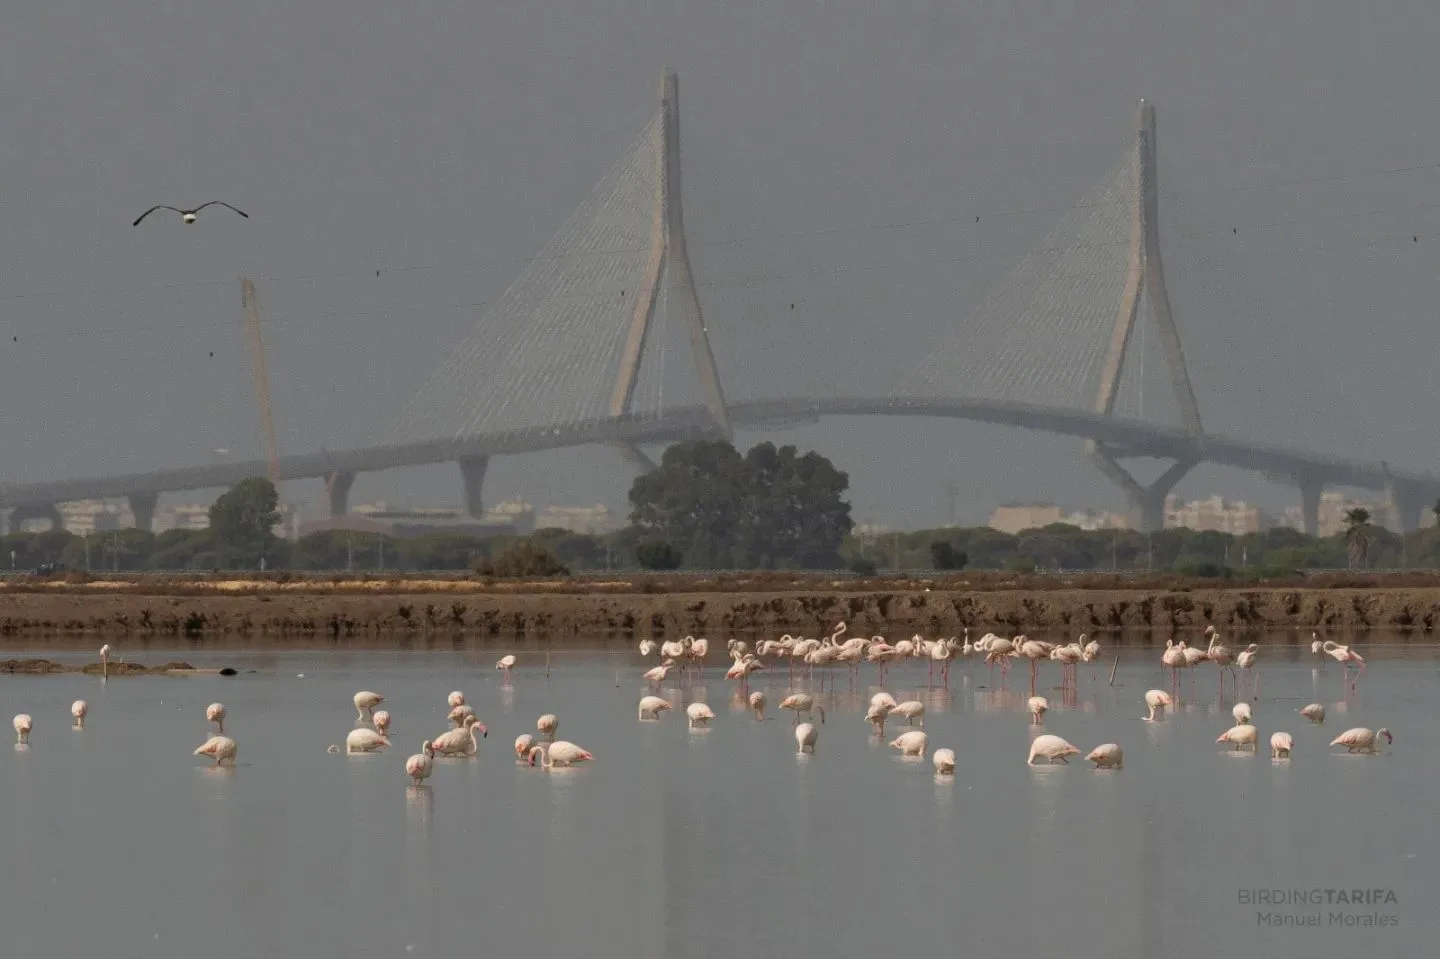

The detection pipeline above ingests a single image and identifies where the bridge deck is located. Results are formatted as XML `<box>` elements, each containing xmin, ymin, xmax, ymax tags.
<box><xmin>0</xmin><ymin>397</ymin><xmax>1433</xmax><ymax>510</ymax></box>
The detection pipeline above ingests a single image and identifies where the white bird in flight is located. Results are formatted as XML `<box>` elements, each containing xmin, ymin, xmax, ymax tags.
<box><xmin>132</xmin><ymin>201</ymin><xmax>249</xmax><ymax>226</ymax></box>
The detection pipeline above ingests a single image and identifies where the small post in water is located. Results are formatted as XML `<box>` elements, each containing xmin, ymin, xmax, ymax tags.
<box><xmin>1108</xmin><ymin>656</ymin><xmax>1120</xmax><ymax>687</ymax></box>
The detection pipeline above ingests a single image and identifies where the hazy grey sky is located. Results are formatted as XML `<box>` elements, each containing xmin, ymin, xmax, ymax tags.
<box><xmin>2</xmin><ymin>1</ymin><xmax>1437</xmax><ymax>528</ymax></box>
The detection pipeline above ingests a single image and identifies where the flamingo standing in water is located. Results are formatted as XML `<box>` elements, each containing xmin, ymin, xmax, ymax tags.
<box><xmin>353</xmin><ymin>691</ymin><xmax>384</xmax><ymax>723</ymax></box>
<box><xmin>1085</xmin><ymin>744</ymin><xmax>1123</xmax><ymax>769</ymax></box>
<box><xmin>13</xmin><ymin>714</ymin><xmax>32</xmax><ymax>744</ymax></box>
<box><xmin>431</xmin><ymin>715</ymin><xmax>485</xmax><ymax>757</ymax></box>
<box><xmin>447</xmin><ymin>691</ymin><xmax>466</xmax><ymax>709</ymax></box>
<box><xmin>495</xmin><ymin>655</ymin><xmax>517</xmax><ymax>682</ymax></box>
<box><xmin>406</xmin><ymin>741</ymin><xmax>436</xmax><ymax>785</ymax></box>
<box><xmin>893</xmin><ymin>700</ymin><xmax>925</xmax><ymax>727</ymax></box>
<box><xmin>1205</xmin><ymin>627</ymin><xmax>1236</xmax><ymax>699</ymax></box>
<box><xmin>1300</xmin><ymin>703</ymin><xmax>1325</xmax><ymax>724</ymax></box>
<box><xmin>514</xmin><ymin>734</ymin><xmax>535</xmax><ymax>760</ymax></box>
<box><xmin>344</xmin><ymin>728</ymin><xmax>391</xmax><ymax>753</ymax></box>
<box><xmin>779</xmin><ymin>693</ymin><xmax>825</xmax><ymax>725</ymax></box>
<box><xmin>194</xmin><ymin>735</ymin><xmax>237</xmax><ymax>766</ymax></box>
<box><xmin>99</xmin><ymin>644</ymin><xmax>112</xmax><ymax>679</ymax></box>
<box><xmin>1235</xmin><ymin>643</ymin><xmax>1260</xmax><ymax>697</ymax></box>
<box><xmin>526</xmin><ymin>741</ymin><xmax>593</xmax><ymax>768</ymax></box>
<box><xmin>1321</xmin><ymin>641</ymin><xmax>1366</xmax><ymax>692</ymax></box>
<box><xmin>537</xmin><ymin>714</ymin><xmax>559</xmax><ymax>741</ymax></box>
<box><xmin>1216</xmin><ymin>725</ymin><xmax>1258</xmax><ymax>752</ymax></box>
<box><xmin>1232</xmin><ymin>702</ymin><xmax>1252</xmax><ymax>726</ymax></box>
<box><xmin>1028</xmin><ymin>696</ymin><xmax>1049</xmax><ymax>725</ymax></box>
<box><xmin>686</xmin><ymin>702</ymin><xmax>715</xmax><ymax>728</ymax></box>
<box><xmin>638</xmin><ymin>696</ymin><xmax>672</xmax><ymax>720</ymax></box>
<box><xmin>1161</xmin><ymin>641</ymin><xmax>1186</xmax><ymax>692</ymax></box>
<box><xmin>643</xmin><ymin>660</ymin><xmax>677</xmax><ymax>685</ymax></box>
<box><xmin>1143</xmin><ymin>689</ymin><xmax>1172</xmax><ymax>722</ymax></box>
<box><xmin>890</xmin><ymin>730</ymin><xmax>927</xmax><ymax>757</ymax></box>
<box><xmin>448</xmin><ymin>704</ymin><xmax>475</xmax><ymax>727</ymax></box>
<box><xmin>1270</xmin><ymin>732</ymin><xmax>1293</xmax><ymax>759</ymax></box>
<box><xmin>864</xmin><ymin>703</ymin><xmax>891</xmax><ymax>738</ymax></box>
<box><xmin>1329</xmin><ymin>727</ymin><xmax>1391</xmax><ymax>754</ymax></box>
<box><xmin>1027</xmin><ymin>735</ymin><xmax>1079</xmax><ymax>765</ymax></box>
<box><xmin>933</xmin><ymin>748</ymin><xmax>957</xmax><ymax>775</ymax></box>
<box><xmin>1180</xmin><ymin>641</ymin><xmax>1208</xmax><ymax>696</ymax></box>
<box><xmin>71</xmin><ymin>700</ymin><xmax>88</xmax><ymax>728</ymax></box>
<box><xmin>795</xmin><ymin>722</ymin><xmax>818</xmax><ymax>754</ymax></box>
<box><xmin>748</xmin><ymin>691</ymin><xmax>767</xmax><ymax>720</ymax></box>
<box><xmin>373</xmin><ymin>711</ymin><xmax>392</xmax><ymax>737</ymax></box>
<box><xmin>1014</xmin><ymin>637</ymin><xmax>1052</xmax><ymax>695</ymax></box>
<box><xmin>206</xmin><ymin>702</ymin><xmax>227</xmax><ymax>734</ymax></box>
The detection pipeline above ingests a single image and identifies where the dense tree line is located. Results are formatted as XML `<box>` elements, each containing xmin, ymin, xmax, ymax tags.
<box><xmin>5</xmin><ymin>469</ymin><xmax>1427</xmax><ymax>576</ymax></box>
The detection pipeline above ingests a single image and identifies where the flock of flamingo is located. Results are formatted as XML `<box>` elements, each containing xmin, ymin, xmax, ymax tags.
<box><xmin>3</xmin><ymin>625</ymin><xmax>1394</xmax><ymax>782</ymax></box>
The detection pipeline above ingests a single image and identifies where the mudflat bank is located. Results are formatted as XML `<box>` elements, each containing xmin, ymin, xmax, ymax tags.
<box><xmin>2</xmin><ymin>574</ymin><xmax>1440</xmax><ymax>637</ymax></box>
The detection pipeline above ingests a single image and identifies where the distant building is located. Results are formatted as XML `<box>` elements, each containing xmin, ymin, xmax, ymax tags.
<box><xmin>58</xmin><ymin>500</ymin><xmax>129</xmax><ymax>535</ymax></box>
<box><xmin>1163</xmin><ymin>495</ymin><xmax>1265</xmax><ymax>535</ymax></box>
<box><xmin>536</xmin><ymin>504</ymin><xmax>619</xmax><ymax>536</ymax></box>
<box><xmin>156</xmin><ymin>504</ymin><xmax>211</xmax><ymax>533</ymax></box>
<box><xmin>1275</xmin><ymin>492</ymin><xmax>1386</xmax><ymax>537</ymax></box>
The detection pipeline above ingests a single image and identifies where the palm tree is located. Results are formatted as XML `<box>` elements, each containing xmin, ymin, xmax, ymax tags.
<box><xmin>1344</xmin><ymin>507</ymin><xmax>1371</xmax><ymax>570</ymax></box>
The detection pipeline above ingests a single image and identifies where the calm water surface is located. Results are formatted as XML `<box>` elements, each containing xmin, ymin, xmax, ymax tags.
<box><xmin>1</xmin><ymin>635</ymin><xmax>1437</xmax><ymax>958</ymax></box>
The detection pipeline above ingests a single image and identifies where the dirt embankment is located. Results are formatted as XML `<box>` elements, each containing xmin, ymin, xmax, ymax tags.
<box><xmin>3</xmin><ymin>583</ymin><xmax>1440</xmax><ymax>638</ymax></box>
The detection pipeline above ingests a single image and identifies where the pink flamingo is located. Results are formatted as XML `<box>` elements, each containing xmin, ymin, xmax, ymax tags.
<box><xmin>1322</xmin><ymin>641</ymin><xmax>1366</xmax><ymax>692</ymax></box>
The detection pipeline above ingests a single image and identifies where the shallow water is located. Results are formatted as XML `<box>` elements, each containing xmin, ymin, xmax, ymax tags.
<box><xmin>0</xmin><ymin>637</ymin><xmax>1436</xmax><ymax>958</ymax></box>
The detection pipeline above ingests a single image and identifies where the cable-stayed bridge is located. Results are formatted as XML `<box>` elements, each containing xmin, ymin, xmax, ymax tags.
<box><xmin>2</xmin><ymin>71</ymin><xmax>1435</xmax><ymax>536</ymax></box>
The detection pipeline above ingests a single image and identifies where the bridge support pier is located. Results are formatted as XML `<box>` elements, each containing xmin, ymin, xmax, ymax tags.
<box><xmin>1089</xmin><ymin>445</ymin><xmax>1192</xmax><ymax>533</ymax></box>
<box><xmin>459</xmin><ymin>456</ymin><xmax>489</xmax><ymax>519</ymax></box>
<box><xmin>324</xmin><ymin>470</ymin><xmax>356</xmax><ymax>518</ymax></box>
<box><xmin>8</xmin><ymin>504</ymin><xmax>64</xmax><ymax>535</ymax></box>
<box><xmin>1296</xmin><ymin>475</ymin><xmax>1323</xmax><ymax>537</ymax></box>
<box><xmin>1386</xmin><ymin>480</ymin><xmax>1428</xmax><ymax>534</ymax></box>
<box><xmin>128</xmin><ymin>492</ymin><xmax>158</xmax><ymax>532</ymax></box>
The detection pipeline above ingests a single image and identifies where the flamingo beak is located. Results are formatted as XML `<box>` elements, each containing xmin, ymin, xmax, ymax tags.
<box><xmin>478</xmin><ymin>724</ymin><xmax>488</xmax><ymax>738</ymax></box>
<box><xmin>1384</xmin><ymin>731</ymin><xmax>1394</xmax><ymax>744</ymax></box>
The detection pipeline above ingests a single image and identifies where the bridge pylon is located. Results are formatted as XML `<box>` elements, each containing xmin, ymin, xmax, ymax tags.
<box><xmin>1087</xmin><ymin>99</ymin><xmax>1203</xmax><ymax>532</ymax></box>
<box><xmin>608</xmin><ymin>69</ymin><xmax>730</xmax><ymax>471</ymax></box>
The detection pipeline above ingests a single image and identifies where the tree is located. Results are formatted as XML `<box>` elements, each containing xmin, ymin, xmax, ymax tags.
<box><xmin>629</xmin><ymin>440</ymin><xmax>854</xmax><ymax>569</ymax></box>
<box><xmin>929</xmin><ymin>540</ymin><xmax>967</xmax><ymax>570</ymax></box>
<box><xmin>209</xmin><ymin>478</ymin><xmax>282</xmax><ymax>568</ymax></box>
<box><xmin>737</xmin><ymin>442</ymin><xmax>852</xmax><ymax>568</ymax></box>
<box><xmin>475</xmin><ymin>538</ymin><xmax>569</xmax><ymax>578</ymax></box>
<box><xmin>1432</xmin><ymin>499</ymin><xmax>1440</xmax><ymax>530</ymax></box>
<box><xmin>635</xmin><ymin>540</ymin><xmax>683</xmax><ymax>570</ymax></box>
<box><xmin>1343</xmin><ymin>507</ymin><xmax>1371</xmax><ymax>570</ymax></box>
